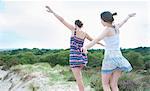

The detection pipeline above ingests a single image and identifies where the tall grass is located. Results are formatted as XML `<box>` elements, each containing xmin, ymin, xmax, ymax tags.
<box><xmin>7</xmin><ymin>63</ymin><xmax>150</xmax><ymax>91</ymax></box>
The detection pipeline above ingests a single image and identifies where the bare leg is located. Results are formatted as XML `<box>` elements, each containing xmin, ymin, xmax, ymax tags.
<box><xmin>71</xmin><ymin>67</ymin><xmax>84</xmax><ymax>91</ymax></box>
<box><xmin>101</xmin><ymin>73</ymin><xmax>112</xmax><ymax>91</ymax></box>
<box><xmin>110</xmin><ymin>70</ymin><xmax>122</xmax><ymax>91</ymax></box>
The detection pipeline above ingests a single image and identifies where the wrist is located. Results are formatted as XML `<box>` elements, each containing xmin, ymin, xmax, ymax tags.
<box><xmin>128</xmin><ymin>14</ymin><xmax>132</xmax><ymax>18</ymax></box>
<box><xmin>52</xmin><ymin>12</ymin><xmax>55</xmax><ymax>14</ymax></box>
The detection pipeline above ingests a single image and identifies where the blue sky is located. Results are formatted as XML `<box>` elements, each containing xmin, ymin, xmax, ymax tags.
<box><xmin>0</xmin><ymin>0</ymin><xmax>150</xmax><ymax>49</ymax></box>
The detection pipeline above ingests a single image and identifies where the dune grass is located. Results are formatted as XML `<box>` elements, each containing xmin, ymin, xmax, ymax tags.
<box><xmin>9</xmin><ymin>63</ymin><xmax>150</xmax><ymax>91</ymax></box>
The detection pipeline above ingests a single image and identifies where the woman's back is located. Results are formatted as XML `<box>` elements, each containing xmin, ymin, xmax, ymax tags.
<box><xmin>71</xmin><ymin>30</ymin><xmax>86</xmax><ymax>40</ymax></box>
<box><xmin>104</xmin><ymin>26</ymin><xmax>120</xmax><ymax>51</ymax></box>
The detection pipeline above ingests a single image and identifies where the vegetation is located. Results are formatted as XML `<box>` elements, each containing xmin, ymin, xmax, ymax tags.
<box><xmin>0</xmin><ymin>47</ymin><xmax>150</xmax><ymax>90</ymax></box>
<box><xmin>0</xmin><ymin>47</ymin><xmax>149</xmax><ymax>70</ymax></box>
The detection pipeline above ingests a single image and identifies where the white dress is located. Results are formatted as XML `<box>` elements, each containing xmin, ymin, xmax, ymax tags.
<box><xmin>101</xmin><ymin>26</ymin><xmax>132</xmax><ymax>74</ymax></box>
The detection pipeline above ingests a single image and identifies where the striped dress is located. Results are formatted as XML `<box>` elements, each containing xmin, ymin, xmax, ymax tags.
<box><xmin>69</xmin><ymin>31</ymin><xmax>88</xmax><ymax>68</ymax></box>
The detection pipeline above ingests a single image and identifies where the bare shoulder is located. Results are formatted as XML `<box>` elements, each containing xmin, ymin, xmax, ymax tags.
<box><xmin>77</xmin><ymin>30</ymin><xmax>86</xmax><ymax>35</ymax></box>
<box><xmin>102</xmin><ymin>28</ymin><xmax>113</xmax><ymax>36</ymax></box>
<box><xmin>105</xmin><ymin>27</ymin><xmax>113</xmax><ymax>32</ymax></box>
<box><xmin>82</xmin><ymin>31</ymin><xmax>87</xmax><ymax>35</ymax></box>
<box><xmin>82</xmin><ymin>31</ymin><xmax>88</xmax><ymax>37</ymax></box>
<box><xmin>78</xmin><ymin>30</ymin><xmax>87</xmax><ymax>38</ymax></box>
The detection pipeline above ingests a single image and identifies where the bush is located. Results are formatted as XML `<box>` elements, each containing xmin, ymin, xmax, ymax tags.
<box><xmin>143</xmin><ymin>55</ymin><xmax>150</xmax><ymax>63</ymax></box>
<box><xmin>119</xmin><ymin>72</ymin><xmax>150</xmax><ymax>91</ymax></box>
<box><xmin>88</xmin><ymin>52</ymin><xmax>103</xmax><ymax>67</ymax></box>
<box><xmin>145</xmin><ymin>61</ymin><xmax>150</xmax><ymax>70</ymax></box>
<box><xmin>16</xmin><ymin>52</ymin><xmax>38</xmax><ymax>64</ymax></box>
<box><xmin>134</xmin><ymin>75</ymin><xmax>150</xmax><ymax>90</ymax></box>
<box><xmin>125</xmin><ymin>51</ymin><xmax>144</xmax><ymax>69</ymax></box>
<box><xmin>41</xmin><ymin>50</ymin><xmax>69</xmax><ymax>67</ymax></box>
<box><xmin>90</xmin><ymin>74</ymin><xmax>103</xmax><ymax>91</ymax></box>
<box><xmin>119</xmin><ymin>80</ymin><xmax>140</xmax><ymax>91</ymax></box>
<box><xmin>0</xmin><ymin>60</ymin><xmax>4</xmax><ymax>66</ymax></box>
<box><xmin>119</xmin><ymin>73</ymin><xmax>140</xmax><ymax>91</ymax></box>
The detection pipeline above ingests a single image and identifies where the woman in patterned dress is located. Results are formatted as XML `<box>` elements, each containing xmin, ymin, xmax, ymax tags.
<box><xmin>45</xmin><ymin>6</ymin><xmax>103</xmax><ymax>91</ymax></box>
<box><xmin>82</xmin><ymin>11</ymin><xmax>136</xmax><ymax>91</ymax></box>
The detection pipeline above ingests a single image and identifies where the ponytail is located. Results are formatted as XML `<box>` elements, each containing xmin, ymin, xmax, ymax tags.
<box><xmin>112</xmin><ymin>12</ymin><xmax>117</xmax><ymax>16</ymax></box>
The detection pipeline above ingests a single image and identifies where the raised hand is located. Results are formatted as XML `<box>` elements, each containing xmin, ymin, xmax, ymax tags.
<box><xmin>45</xmin><ymin>6</ymin><xmax>53</xmax><ymax>13</ymax></box>
<box><xmin>128</xmin><ymin>13</ymin><xmax>136</xmax><ymax>17</ymax></box>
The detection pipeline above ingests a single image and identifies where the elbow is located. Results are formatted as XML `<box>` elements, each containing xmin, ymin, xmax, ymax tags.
<box><xmin>90</xmin><ymin>39</ymin><xmax>93</xmax><ymax>41</ymax></box>
<box><xmin>95</xmin><ymin>39</ymin><xmax>100</xmax><ymax>43</ymax></box>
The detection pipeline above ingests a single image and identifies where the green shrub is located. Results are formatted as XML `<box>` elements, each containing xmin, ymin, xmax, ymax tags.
<box><xmin>125</xmin><ymin>51</ymin><xmax>144</xmax><ymax>69</ymax></box>
<box><xmin>119</xmin><ymin>72</ymin><xmax>150</xmax><ymax>91</ymax></box>
<box><xmin>88</xmin><ymin>52</ymin><xmax>103</xmax><ymax>67</ymax></box>
<box><xmin>144</xmin><ymin>61</ymin><xmax>150</xmax><ymax>70</ymax></box>
<box><xmin>90</xmin><ymin>74</ymin><xmax>103</xmax><ymax>91</ymax></box>
<box><xmin>0</xmin><ymin>60</ymin><xmax>4</xmax><ymax>66</ymax></box>
<box><xmin>134</xmin><ymin>75</ymin><xmax>150</xmax><ymax>90</ymax></box>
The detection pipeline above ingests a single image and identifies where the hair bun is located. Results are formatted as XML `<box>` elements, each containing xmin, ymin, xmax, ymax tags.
<box><xmin>112</xmin><ymin>12</ymin><xmax>117</xmax><ymax>16</ymax></box>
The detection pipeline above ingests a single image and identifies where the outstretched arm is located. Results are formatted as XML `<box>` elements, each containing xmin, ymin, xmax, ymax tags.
<box><xmin>45</xmin><ymin>6</ymin><xmax>75</xmax><ymax>31</ymax></box>
<box><xmin>85</xmin><ymin>33</ymin><xmax>105</xmax><ymax>46</ymax></box>
<box><xmin>82</xmin><ymin>29</ymin><xmax>109</xmax><ymax>53</ymax></box>
<box><xmin>117</xmin><ymin>13</ymin><xmax>136</xmax><ymax>28</ymax></box>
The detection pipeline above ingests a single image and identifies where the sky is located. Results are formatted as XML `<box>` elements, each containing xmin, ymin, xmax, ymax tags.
<box><xmin>0</xmin><ymin>0</ymin><xmax>150</xmax><ymax>49</ymax></box>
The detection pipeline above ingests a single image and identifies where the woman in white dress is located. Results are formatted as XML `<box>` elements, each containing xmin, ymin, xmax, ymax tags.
<box><xmin>82</xmin><ymin>11</ymin><xmax>136</xmax><ymax>91</ymax></box>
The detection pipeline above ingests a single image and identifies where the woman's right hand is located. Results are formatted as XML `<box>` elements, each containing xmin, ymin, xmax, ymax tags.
<box><xmin>81</xmin><ymin>47</ymin><xmax>88</xmax><ymax>54</ymax></box>
<box><xmin>45</xmin><ymin>6</ymin><xmax>53</xmax><ymax>13</ymax></box>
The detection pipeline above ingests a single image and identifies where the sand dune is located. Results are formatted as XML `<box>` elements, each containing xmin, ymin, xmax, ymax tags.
<box><xmin>0</xmin><ymin>65</ymin><xmax>93</xmax><ymax>91</ymax></box>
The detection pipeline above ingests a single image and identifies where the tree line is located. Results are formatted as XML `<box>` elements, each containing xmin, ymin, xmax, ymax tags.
<box><xmin>0</xmin><ymin>47</ymin><xmax>150</xmax><ymax>70</ymax></box>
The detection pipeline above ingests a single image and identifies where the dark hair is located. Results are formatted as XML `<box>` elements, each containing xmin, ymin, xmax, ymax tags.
<box><xmin>101</xmin><ymin>11</ymin><xmax>117</xmax><ymax>23</ymax></box>
<box><xmin>75</xmin><ymin>20</ymin><xmax>83</xmax><ymax>28</ymax></box>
